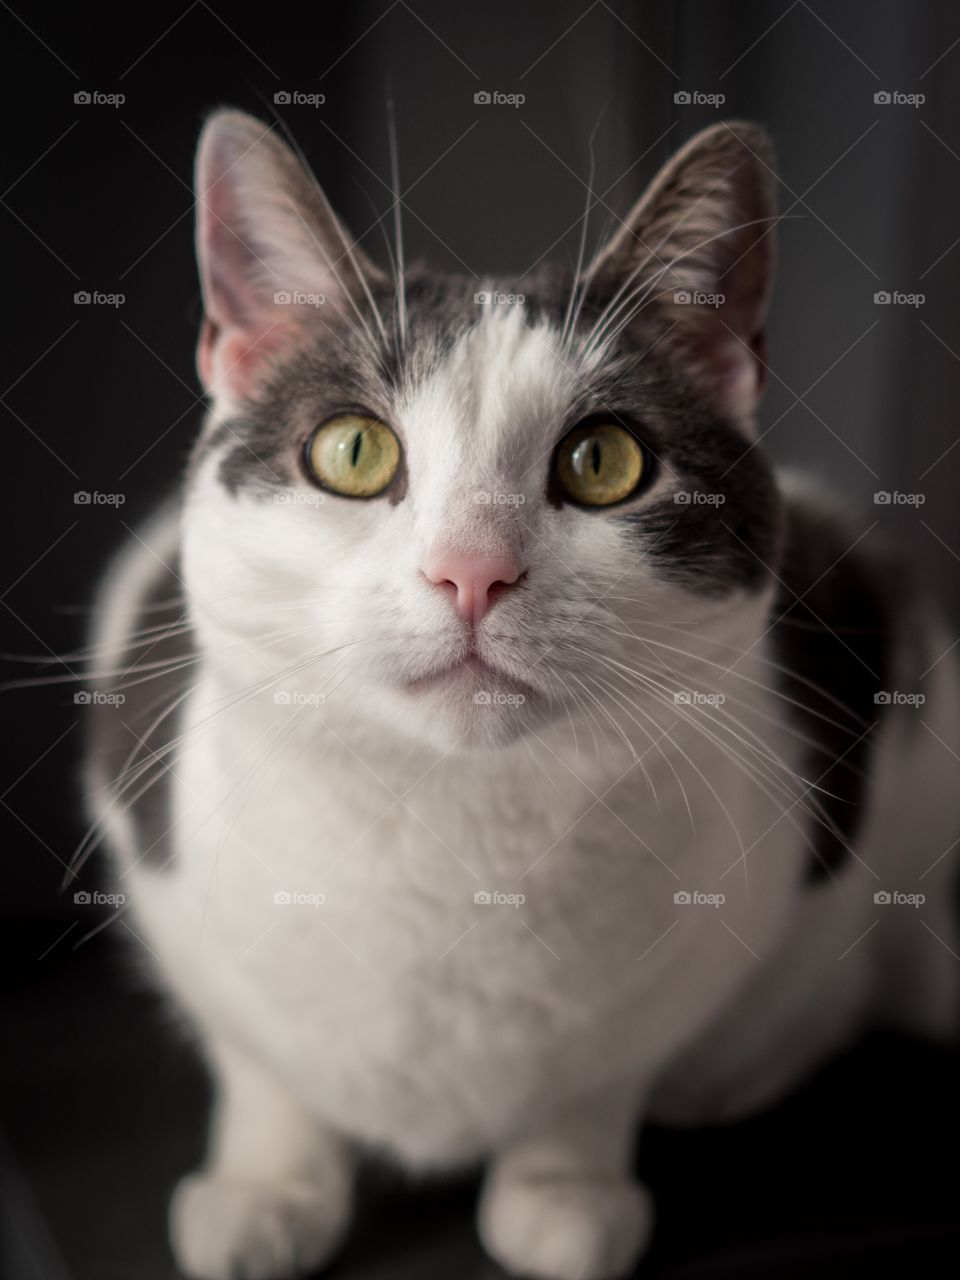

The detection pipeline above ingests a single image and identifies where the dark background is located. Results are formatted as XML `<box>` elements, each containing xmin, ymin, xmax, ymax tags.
<box><xmin>2</xmin><ymin>2</ymin><xmax>959</xmax><ymax>1277</ymax></box>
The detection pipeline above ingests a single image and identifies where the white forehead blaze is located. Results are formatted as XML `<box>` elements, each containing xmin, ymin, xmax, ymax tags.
<box><xmin>398</xmin><ymin>305</ymin><xmax>582</xmax><ymax>551</ymax></box>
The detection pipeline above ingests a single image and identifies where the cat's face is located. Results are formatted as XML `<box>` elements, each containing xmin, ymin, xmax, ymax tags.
<box><xmin>182</xmin><ymin>112</ymin><xmax>782</xmax><ymax>752</ymax></box>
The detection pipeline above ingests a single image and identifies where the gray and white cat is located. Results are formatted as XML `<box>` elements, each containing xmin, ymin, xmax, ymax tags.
<box><xmin>85</xmin><ymin>110</ymin><xmax>960</xmax><ymax>1280</ymax></box>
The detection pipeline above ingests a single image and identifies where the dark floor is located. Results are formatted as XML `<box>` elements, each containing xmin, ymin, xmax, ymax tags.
<box><xmin>2</xmin><ymin>926</ymin><xmax>959</xmax><ymax>1279</ymax></box>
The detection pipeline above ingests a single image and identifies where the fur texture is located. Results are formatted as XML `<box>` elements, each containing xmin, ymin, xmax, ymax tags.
<box><xmin>84</xmin><ymin>112</ymin><xmax>960</xmax><ymax>1280</ymax></box>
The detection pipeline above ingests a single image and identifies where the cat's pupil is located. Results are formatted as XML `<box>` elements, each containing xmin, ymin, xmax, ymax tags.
<box><xmin>351</xmin><ymin>431</ymin><xmax>363</xmax><ymax>467</ymax></box>
<box><xmin>591</xmin><ymin>439</ymin><xmax>602</xmax><ymax>475</ymax></box>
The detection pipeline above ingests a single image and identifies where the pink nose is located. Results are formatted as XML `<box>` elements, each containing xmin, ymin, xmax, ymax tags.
<box><xmin>422</xmin><ymin>549</ymin><xmax>525</xmax><ymax>624</ymax></box>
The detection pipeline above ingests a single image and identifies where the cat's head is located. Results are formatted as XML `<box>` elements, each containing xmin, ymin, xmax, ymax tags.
<box><xmin>182</xmin><ymin>109</ymin><xmax>782</xmax><ymax>753</ymax></box>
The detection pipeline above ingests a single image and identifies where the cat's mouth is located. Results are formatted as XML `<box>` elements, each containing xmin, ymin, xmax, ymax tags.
<box><xmin>403</xmin><ymin>653</ymin><xmax>533</xmax><ymax>702</ymax></box>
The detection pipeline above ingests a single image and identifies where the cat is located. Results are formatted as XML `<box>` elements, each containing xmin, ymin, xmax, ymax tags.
<box><xmin>83</xmin><ymin>109</ymin><xmax>960</xmax><ymax>1280</ymax></box>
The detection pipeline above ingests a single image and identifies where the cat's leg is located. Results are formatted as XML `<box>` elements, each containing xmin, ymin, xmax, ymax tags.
<box><xmin>478</xmin><ymin>1083</ymin><xmax>651</xmax><ymax>1280</ymax></box>
<box><xmin>170</xmin><ymin>1037</ymin><xmax>354</xmax><ymax>1280</ymax></box>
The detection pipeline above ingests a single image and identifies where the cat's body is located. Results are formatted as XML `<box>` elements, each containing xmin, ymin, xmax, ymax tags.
<box><xmin>84</xmin><ymin>113</ymin><xmax>959</xmax><ymax>1280</ymax></box>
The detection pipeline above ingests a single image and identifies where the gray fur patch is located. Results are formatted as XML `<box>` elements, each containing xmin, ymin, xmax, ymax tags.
<box><xmin>87</xmin><ymin>547</ymin><xmax>193</xmax><ymax>872</ymax></box>
<box><xmin>769</xmin><ymin>493</ymin><xmax>904</xmax><ymax>882</ymax></box>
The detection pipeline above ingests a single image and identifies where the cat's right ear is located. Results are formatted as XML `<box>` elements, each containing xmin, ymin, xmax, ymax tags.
<box><xmin>194</xmin><ymin>110</ymin><xmax>383</xmax><ymax>402</ymax></box>
<box><xmin>583</xmin><ymin>122</ymin><xmax>777</xmax><ymax>425</ymax></box>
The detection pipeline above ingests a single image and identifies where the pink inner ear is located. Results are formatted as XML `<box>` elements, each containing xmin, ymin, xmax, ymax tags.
<box><xmin>685</xmin><ymin>323</ymin><xmax>764</xmax><ymax>421</ymax></box>
<box><xmin>716</xmin><ymin>337</ymin><xmax>761</xmax><ymax>419</ymax></box>
<box><xmin>195</xmin><ymin>124</ymin><xmax>309</xmax><ymax>400</ymax></box>
<box><xmin>197</xmin><ymin>314</ymin><xmax>304</xmax><ymax>400</ymax></box>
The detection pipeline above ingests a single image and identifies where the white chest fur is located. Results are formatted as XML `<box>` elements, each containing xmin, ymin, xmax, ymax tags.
<box><xmin>125</xmin><ymin>659</ymin><xmax>803</xmax><ymax>1168</ymax></box>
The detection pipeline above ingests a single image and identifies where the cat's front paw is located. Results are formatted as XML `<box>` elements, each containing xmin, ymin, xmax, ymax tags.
<box><xmin>170</xmin><ymin>1172</ymin><xmax>351</xmax><ymax>1280</ymax></box>
<box><xmin>478</xmin><ymin>1170</ymin><xmax>653</xmax><ymax>1280</ymax></box>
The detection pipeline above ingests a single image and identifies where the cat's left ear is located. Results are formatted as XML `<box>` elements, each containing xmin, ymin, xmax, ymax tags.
<box><xmin>584</xmin><ymin>121</ymin><xmax>777</xmax><ymax>423</ymax></box>
<box><xmin>194</xmin><ymin>109</ymin><xmax>385</xmax><ymax>402</ymax></box>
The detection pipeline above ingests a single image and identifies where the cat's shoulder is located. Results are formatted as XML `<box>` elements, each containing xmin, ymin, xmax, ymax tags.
<box><xmin>775</xmin><ymin>472</ymin><xmax>915</xmax><ymax>617</ymax></box>
<box><xmin>771</xmin><ymin>473</ymin><xmax>927</xmax><ymax>880</ymax></box>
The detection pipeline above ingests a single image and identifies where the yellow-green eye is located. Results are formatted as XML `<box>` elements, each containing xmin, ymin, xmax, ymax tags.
<box><xmin>306</xmin><ymin>414</ymin><xmax>401</xmax><ymax>498</ymax></box>
<box><xmin>555</xmin><ymin>423</ymin><xmax>646</xmax><ymax>506</ymax></box>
